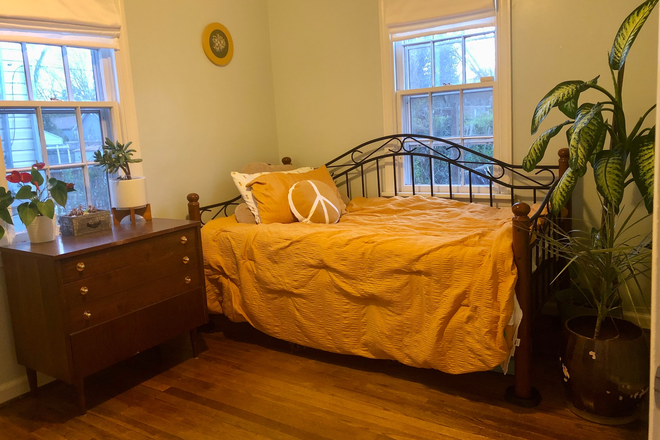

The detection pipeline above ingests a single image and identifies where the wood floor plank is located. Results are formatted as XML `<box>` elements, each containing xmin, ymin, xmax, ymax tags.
<box><xmin>0</xmin><ymin>316</ymin><xmax>647</xmax><ymax>440</ymax></box>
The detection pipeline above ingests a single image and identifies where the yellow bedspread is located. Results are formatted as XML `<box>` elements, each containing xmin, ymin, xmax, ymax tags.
<box><xmin>202</xmin><ymin>196</ymin><xmax>518</xmax><ymax>374</ymax></box>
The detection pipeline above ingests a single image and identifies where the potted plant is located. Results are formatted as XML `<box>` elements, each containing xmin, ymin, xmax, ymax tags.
<box><xmin>521</xmin><ymin>0</ymin><xmax>656</xmax><ymax>423</ymax></box>
<box><xmin>1</xmin><ymin>162</ymin><xmax>75</xmax><ymax>243</ymax></box>
<box><xmin>93</xmin><ymin>138</ymin><xmax>146</xmax><ymax>209</ymax></box>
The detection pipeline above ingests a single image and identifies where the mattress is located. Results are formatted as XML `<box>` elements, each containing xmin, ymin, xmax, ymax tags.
<box><xmin>201</xmin><ymin>195</ymin><xmax>520</xmax><ymax>374</ymax></box>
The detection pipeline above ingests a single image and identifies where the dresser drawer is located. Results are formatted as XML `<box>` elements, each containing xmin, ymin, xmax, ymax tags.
<box><xmin>62</xmin><ymin>248</ymin><xmax>199</xmax><ymax>308</ymax></box>
<box><xmin>66</xmin><ymin>268</ymin><xmax>202</xmax><ymax>332</ymax></box>
<box><xmin>60</xmin><ymin>228</ymin><xmax>198</xmax><ymax>284</ymax></box>
<box><xmin>69</xmin><ymin>287</ymin><xmax>206</xmax><ymax>378</ymax></box>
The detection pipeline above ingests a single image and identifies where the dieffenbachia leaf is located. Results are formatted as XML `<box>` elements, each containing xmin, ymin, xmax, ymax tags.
<box><xmin>559</xmin><ymin>97</ymin><xmax>579</xmax><ymax>119</ymax></box>
<box><xmin>609</xmin><ymin>0</ymin><xmax>659</xmax><ymax>70</ymax></box>
<box><xmin>568</xmin><ymin>103</ymin><xmax>604</xmax><ymax>176</ymax></box>
<box><xmin>549</xmin><ymin>167</ymin><xmax>579</xmax><ymax>216</ymax></box>
<box><xmin>522</xmin><ymin>120</ymin><xmax>572</xmax><ymax>172</ymax></box>
<box><xmin>531</xmin><ymin>76</ymin><xmax>599</xmax><ymax>134</ymax></box>
<box><xmin>631</xmin><ymin>129</ymin><xmax>655</xmax><ymax>213</ymax></box>
<box><xmin>590</xmin><ymin>122</ymin><xmax>608</xmax><ymax>165</ymax></box>
<box><xmin>593</xmin><ymin>148</ymin><xmax>625</xmax><ymax>213</ymax></box>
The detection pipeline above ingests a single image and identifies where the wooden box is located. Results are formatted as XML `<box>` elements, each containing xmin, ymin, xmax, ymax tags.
<box><xmin>59</xmin><ymin>211</ymin><xmax>111</xmax><ymax>236</ymax></box>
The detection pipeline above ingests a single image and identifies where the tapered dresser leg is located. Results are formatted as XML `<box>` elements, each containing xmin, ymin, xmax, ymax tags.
<box><xmin>190</xmin><ymin>328</ymin><xmax>199</xmax><ymax>358</ymax></box>
<box><xmin>74</xmin><ymin>378</ymin><xmax>86</xmax><ymax>415</ymax></box>
<box><xmin>25</xmin><ymin>368</ymin><xmax>37</xmax><ymax>394</ymax></box>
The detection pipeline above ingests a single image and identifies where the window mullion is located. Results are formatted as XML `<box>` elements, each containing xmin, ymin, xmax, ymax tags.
<box><xmin>459</xmin><ymin>90</ymin><xmax>464</xmax><ymax>186</ymax></box>
<box><xmin>35</xmin><ymin>107</ymin><xmax>49</xmax><ymax>169</ymax></box>
<box><xmin>82</xmin><ymin>163</ymin><xmax>93</xmax><ymax>207</ymax></box>
<box><xmin>461</xmin><ymin>36</ymin><xmax>467</xmax><ymax>85</ymax></box>
<box><xmin>74</xmin><ymin>107</ymin><xmax>93</xmax><ymax>207</ymax></box>
<box><xmin>21</xmin><ymin>43</ymin><xmax>34</xmax><ymax>101</ymax></box>
<box><xmin>62</xmin><ymin>46</ymin><xmax>74</xmax><ymax>101</ymax></box>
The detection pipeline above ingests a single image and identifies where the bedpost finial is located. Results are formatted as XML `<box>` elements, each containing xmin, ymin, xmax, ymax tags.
<box><xmin>187</xmin><ymin>193</ymin><xmax>199</xmax><ymax>203</ymax></box>
<box><xmin>512</xmin><ymin>202</ymin><xmax>530</xmax><ymax>217</ymax></box>
<box><xmin>558</xmin><ymin>148</ymin><xmax>569</xmax><ymax>159</ymax></box>
<box><xmin>282</xmin><ymin>157</ymin><xmax>292</xmax><ymax>165</ymax></box>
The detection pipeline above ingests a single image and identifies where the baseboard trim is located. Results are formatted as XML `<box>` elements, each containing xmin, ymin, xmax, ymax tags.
<box><xmin>0</xmin><ymin>373</ymin><xmax>54</xmax><ymax>405</ymax></box>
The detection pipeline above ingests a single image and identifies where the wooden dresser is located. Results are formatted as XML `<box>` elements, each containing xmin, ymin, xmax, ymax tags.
<box><xmin>0</xmin><ymin>218</ymin><xmax>207</xmax><ymax>413</ymax></box>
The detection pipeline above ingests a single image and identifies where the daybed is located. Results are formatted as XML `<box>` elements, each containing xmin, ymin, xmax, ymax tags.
<box><xmin>186</xmin><ymin>134</ymin><xmax>569</xmax><ymax>407</ymax></box>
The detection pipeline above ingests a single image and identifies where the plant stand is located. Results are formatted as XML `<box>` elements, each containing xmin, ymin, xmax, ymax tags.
<box><xmin>112</xmin><ymin>204</ymin><xmax>152</xmax><ymax>226</ymax></box>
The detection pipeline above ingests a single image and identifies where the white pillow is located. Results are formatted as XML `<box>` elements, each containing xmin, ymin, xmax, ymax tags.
<box><xmin>231</xmin><ymin>167</ymin><xmax>313</xmax><ymax>223</ymax></box>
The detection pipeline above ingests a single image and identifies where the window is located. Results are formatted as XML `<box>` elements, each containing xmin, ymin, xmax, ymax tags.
<box><xmin>379</xmin><ymin>0</ymin><xmax>512</xmax><ymax>196</ymax></box>
<box><xmin>0</xmin><ymin>42</ymin><xmax>118</xmax><ymax>232</ymax></box>
<box><xmin>395</xmin><ymin>25</ymin><xmax>497</xmax><ymax>190</ymax></box>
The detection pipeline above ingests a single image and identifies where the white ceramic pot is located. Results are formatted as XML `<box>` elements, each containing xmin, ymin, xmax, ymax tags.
<box><xmin>26</xmin><ymin>215</ymin><xmax>55</xmax><ymax>243</ymax></box>
<box><xmin>109</xmin><ymin>176</ymin><xmax>148</xmax><ymax>209</ymax></box>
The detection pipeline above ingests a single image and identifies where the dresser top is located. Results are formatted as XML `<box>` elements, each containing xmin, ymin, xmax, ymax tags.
<box><xmin>0</xmin><ymin>218</ymin><xmax>199</xmax><ymax>259</ymax></box>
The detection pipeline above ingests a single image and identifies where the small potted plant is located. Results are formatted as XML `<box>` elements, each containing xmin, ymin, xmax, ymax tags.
<box><xmin>2</xmin><ymin>162</ymin><xmax>75</xmax><ymax>243</ymax></box>
<box><xmin>93</xmin><ymin>138</ymin><xmax>145</xmax><ymax>209</ymax></box>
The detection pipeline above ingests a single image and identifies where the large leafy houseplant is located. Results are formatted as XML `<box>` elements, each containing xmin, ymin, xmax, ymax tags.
<box><xmin>522</xmin><ymin>0</ymin><xmax>657</xmax><ymax>338</ymax></box>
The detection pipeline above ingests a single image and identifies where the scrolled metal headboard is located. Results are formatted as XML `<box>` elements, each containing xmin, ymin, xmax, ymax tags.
<box><xmin>189</xmin><ymin>134</ymin><xmax>562</xmax><ymax>225</ymax></box>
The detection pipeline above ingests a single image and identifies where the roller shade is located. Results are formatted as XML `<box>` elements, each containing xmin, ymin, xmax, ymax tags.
<box><xmin>0</xmin><ymin>0</ymin><xmax>121</xmax><ymax>48</ymax></box>
<box><xmin>384</xmin><ymin>0</ymin><xmax>495</xmax><ymax>28</ymax></box>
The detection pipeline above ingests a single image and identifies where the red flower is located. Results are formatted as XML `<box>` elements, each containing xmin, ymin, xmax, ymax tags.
<box><xmin>6</xmin><ymin>171</ymin><xmax>34</xmax><ymax>184</ymax></box>
<box><xmin>6</xmin><ymin>171</ymin><xmax>20</xmax><ymax>183</ymax></box>
<box><xmin>66</xmin><ymin>183</ymin><xmax>75</xmax><ymax>191</ymax></box>
<box><xmin>33</xmin><ymin>162</ymin><xmax>45</xmax><ymax>170</ymax></box>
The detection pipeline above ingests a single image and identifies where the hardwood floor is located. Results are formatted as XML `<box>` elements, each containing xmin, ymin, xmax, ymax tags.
<box><xmin>0</xmin><ymin>315</ymin><xmax>648</xmax><ymax>440</ymax></box>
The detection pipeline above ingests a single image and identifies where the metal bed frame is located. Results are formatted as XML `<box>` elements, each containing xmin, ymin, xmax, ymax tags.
<box><xmin>186</xmin><ymin>134</ymin><xmax>570</xmax><ymax>408</ymax></box>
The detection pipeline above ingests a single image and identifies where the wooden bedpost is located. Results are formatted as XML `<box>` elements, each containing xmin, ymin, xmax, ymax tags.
<box><xmin>187</xmin><ymin>193</ymin><xmax>201</xmax><ymax>222</ymax></box>
<box><xmin>505</xmin><ymin>202</ymin><xmax>541</xmax><ymax>407</ymax></box>
<box><xmin>282</xmin><ymin>157</ymin><xmax>292</xmax><ymax>165</ymax></box>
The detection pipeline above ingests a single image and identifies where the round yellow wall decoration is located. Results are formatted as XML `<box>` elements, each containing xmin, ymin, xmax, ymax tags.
<box><xmin>202</xmin><ymin>23</ymin><xmax>233</xmax><ymax>66</ymax></box>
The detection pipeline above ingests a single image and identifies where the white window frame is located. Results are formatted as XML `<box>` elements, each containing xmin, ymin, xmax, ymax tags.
<box><xmin>0</xmin><ymin>0</ymin><xmax>142</xmax><ymax>243</ymax></box>
<box><xmin>378</xmin><ymin>0</ymin><xmax>512</xmax><ymax>198</ymax></box>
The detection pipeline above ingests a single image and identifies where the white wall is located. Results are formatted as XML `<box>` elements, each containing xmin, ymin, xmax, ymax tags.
<box><xmin>267</xmin><ymin>0</ymin><xmax>384</xmax><ymax>166</ymax></box>
<box><xmin>124</xmin><ymin>0</ymin><xmax>280</xmax><ymax>219</ymax></box>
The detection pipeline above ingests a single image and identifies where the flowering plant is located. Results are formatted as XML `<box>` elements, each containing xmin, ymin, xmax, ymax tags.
<box><xmin>0</xmin><ymin>162</ymin><xmax>75</xmax><ymax>238</ymax></box>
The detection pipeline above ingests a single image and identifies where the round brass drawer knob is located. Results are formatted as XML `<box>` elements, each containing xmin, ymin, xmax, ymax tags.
<box><xmin>183</xmin><ymin>256</ymin><xmax>190</xmax><ymax>264</ymax></box>
<box><xmin>181</xmin><ymin>236</ymin><xmax>188</xmax><ymax>244</ymax></box>
<box><xmin>76</xmin><ymin>262</ymin><xmax>85</xmax><ymax>272</ymax></box>
<box><xmin>80</xmin><ymin>287</ymin><xmax>88</xmax><ymax>296</ymax></box>
<box><xmin>83</xmin><ymin>311</ymin><xmax>91</xmax><ymax>320</ymax></box>
<box><xmin>184</xmin><ymin>276</ymin><xmax>191</xmax><ymax>284</ymax></box>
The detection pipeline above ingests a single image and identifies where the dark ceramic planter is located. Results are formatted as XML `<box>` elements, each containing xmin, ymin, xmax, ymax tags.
<box><xmin>561</xmin><ymin>316</ymin><xmax>649</xmax><ymax>424</ymax></box>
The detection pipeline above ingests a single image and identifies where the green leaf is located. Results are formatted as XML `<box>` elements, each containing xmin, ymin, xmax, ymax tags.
<box><xmin>531</xmin><ymin>76</ymin><xmax>598</xmax><ymax>134</ymax></box>
<box><xmin>593</xmin><ymin>149</ymin><xmax>625</xmax><ymax>212</ymax></box>
<box><xmin>522</xmin><ymin>120</ymin><xmax>572</xmax><ymax>172</ymax></box>
<box><xmin>590</xmin><ymin>122</ymin><xmax>608</xmax><ymax>165</ymax></box>
<box><xmin>30</xmin><ymin>168</ymin><xmax>44</xmax><ymax>186</ymax></box>
<box><xmin>17</xmin><ymin>202</ymin><xmax>37</xmax><ymax>226</ymax></box>
<box><xmin>631</xmin><ymin>130</ymin><xmax>655</xmax><ymax>213</ymax></box>
<box><xmin>0</xmin><ymin>207</ymin><xmax>13</xmax><ymax>226</ymax></box>
<box><xmin>568</xmin><ymin>103</ymin><xmax>604</xmax><ymax>176</ymax></box>
<box><xmin>559</xmin><ymin>97</ymin><xmax>579</xmax><ymax>119</ymax></box>
<box><xmin>549</xmin><ymin>167</ymin><xmax>579</xmax><ymax>215</ymax></box>
<box><xmin>49</xmin><ymin>181</ymin><xmax>68</xmax><ymax>207</ymax></box>
<box><xmin>15</xmin><ymin>185</ymin><xmax>34</xmax><ymax>200</ymax></box>
<box><xmin>610</xmin><ymin>0</ymin><xmax>659</xmax><ymax>70</ymax></box>
<box><xmin>36</xmin><ymin>199</ymin><xmax>55</xmax><ymax>219</ymax></box>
